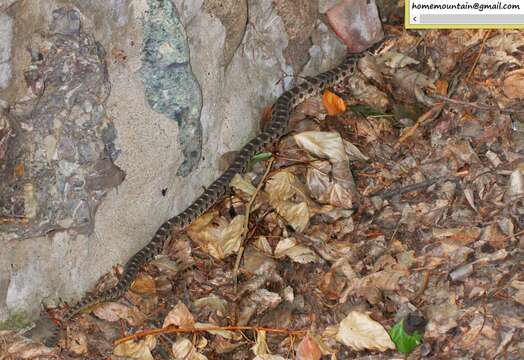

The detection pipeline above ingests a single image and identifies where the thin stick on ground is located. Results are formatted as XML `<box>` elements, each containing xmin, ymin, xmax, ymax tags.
<box><xmin>432</xmin><ymin>94</ymin><xmax>524</xmax><ymax>114</ymax></box>
<box><xmin>114</xmin><ymin>324</ymin><xmax>307</xmax><ymax>346</ymax></box>
<box><xmin>394</xmin><ymin>103</ymin><xmax>443</xmax><ymax>149</ymax></box>
<box><xmin>466</xmin><ymin>29</ymin><xmax>491</xmax><ymax>82</ymax></box>
<box><xmin>233</xmin><ymin>157</ymin><xmax>275</xmax><ymax>290</ymax></box>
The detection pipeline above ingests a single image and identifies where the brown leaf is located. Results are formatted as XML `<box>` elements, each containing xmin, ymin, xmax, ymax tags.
<box><xmin>172</xmin><ymin>338</ymin><xmax>208</xmax><ymax>360</ymax></box>
<box><xmin>14</xmin><ymin>162</ymin><xmax>24</xmax><ymax>177</ymax></box>
<box><xmin>113</xmin><ymin>336</ymin><xmax>156</xmax><ymax>360</ymax></box>
<box><xmin>163</xmin><ymin>302</ymin><xmax>195</xmax><ymax>328</ymax></box>
<box><xmin>93</xmin><ymin>302</ymin><xmax>146</xmax><ymax>327</ymax></box>
<box><xmin>265</xmin><ymin>171</ymin><xmax>314</xmax><ymax>231</ymax></box>
<box><xmin>294</xmin><ymin>131</ymin><xmax>347</xmax><ymax>162</ymax></box>
<box><xmin>131</xmin><ymin>274</ymin><xmax>157</xmax><ymax>295</ymax></box>
<box><xmin>187</xmin><ymin>211</ymin><xmax>244</xmax><ymax>259</ymax></box>
<box><xmin>67</xmin><ymin>331</ymin><xmax>88</xmax><ymax>355</ymax></box>
<box><xmin>296</xmin><ymin>335</ymin><xmax>322</xmax><ymax>360</ymax></box>
<box><xmin>503</xmin><ymin>69</ymin><xmax>524</xmax><ymax>99</ymax></box>
<box><xmin>333</xmin><ymin>311</ymin><xmax>395</xmax><ymax>351</ymax></box>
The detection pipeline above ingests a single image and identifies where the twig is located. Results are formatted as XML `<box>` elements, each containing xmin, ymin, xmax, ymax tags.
<box><xmin>370</xmin><ymin>175</ymin><xmax>450</xmax><ymax>199</ymax></box>
<box><xmin>394</xmin><ymin>104</ymin><xmax>444</xmax><ymax>149</ymax></box>
<box><xmin>466</xmin><ymin>30</ymin><xmax>491</xmax><ymax>82</ymax></box>
<box><xmin>432</xmin><ymin>94</ymin><xmax>524</xmax><ymax>114</ymax></box>
<box><xmin>233</xmin><ymin>157</ymin><xmax>275</xmax><ymax>290</ymax></box>
<box><xmin>113</xmin><ymin>324</ymin><xmax>307</xmax><ymax>346</ymax></box>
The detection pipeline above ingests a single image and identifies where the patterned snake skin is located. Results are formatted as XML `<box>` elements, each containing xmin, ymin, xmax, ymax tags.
<box><xmin>45</xmin><ymin>53</ymin><xmax>362</xmax><ymax>347</ymax></box>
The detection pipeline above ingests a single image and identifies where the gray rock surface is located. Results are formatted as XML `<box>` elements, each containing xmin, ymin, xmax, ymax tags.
<box><xmin>0</xmin><ymin>7</ymin><xmax>123</xmax><ymax>239</ymax></box>
<box><xmin>0</xmin><ymin>0</ymin><xmax>347</xmax><ymax>329</ymax></box>
<box><xmin>142</xmin><ymin>0</ymin><xmax>203</xmax><ymax>176</ymax></box>
<box><xmin>0</xmin><ymin>12</ymin><xmax>13</xmax><ymax>89</ymax></box>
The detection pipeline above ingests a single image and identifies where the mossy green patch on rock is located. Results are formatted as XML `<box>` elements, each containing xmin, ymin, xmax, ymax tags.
<box><xmin>0</xmin><ymin>311</ymin><xmax>32</xmax><ymax>330</ymax></box>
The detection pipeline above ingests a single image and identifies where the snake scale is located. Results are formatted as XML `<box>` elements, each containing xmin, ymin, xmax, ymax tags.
<box><xmin>45</xmin><ymin>53</ymin><xmax>362</xmax><ymax>347</ymax></box>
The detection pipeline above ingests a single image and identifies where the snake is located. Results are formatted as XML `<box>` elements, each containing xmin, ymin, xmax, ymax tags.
<box><xmin>44</xmin><ymin>52</ymin><xmax>363</xmax><ymax>347</ymax></box>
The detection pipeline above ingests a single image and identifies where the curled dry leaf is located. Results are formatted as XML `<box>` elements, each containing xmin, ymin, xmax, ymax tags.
<box><xmin>272</xmin><ymin>201</ymin><xmax>310</xmax><ymax>232</ymax></box>
<box><xmin>93</xmin><ymin>302</ymin><xmax>146</xmax><ymax>327</ymax></box>
<box><xmin>296</xmin><ymin>335</ymin><xmax>323</xmax><ymax>360</ymax></box>
<box><xmin>508</xmin><ymin>168</ymin><xmax>524</xmax><ymax>197</ymax></box>
<box><xmin>380</xmin><ymin>51</ymin><xmax>420</xmax><ymax>68</ymax></box>
<box><xmin>347</xmin><ymin>73</ymin><xmax>390</xmax><ymax>110</ymax></box>
<box><xmin>131</xmin><ymin>274</ymin><xmax>157</xmax><ymax>295</ymax></box>
<box><xmin>503</xmin><ymin>69</ymin><xmax>524</xmax><ymax>99</ymax></box>
<box><xmin>322</xmin><ymin>90</ymin><xmax>346</xmax><ymax>116</ymax></box>
<box><xmin>172</xmin><ymin>338</ymin><xmax>208</xmax><ymax>360</ymax></box>
<box><xmin>193</xmin><ymin>295</ymin><xmax>228</xmax><ymax>317</ymax></box>
<box><xmin>511</xmin><ymin>280</ymin><xmax>524</xmax><ymax>306</ymax></box>
<box><xmin>113</xmin><ymin>335</ymin><xmax>157</xmax><ymax>360</ymax></box>
<box><xmin>393</xmin><ymin>68</ymin><xmax>435</xmax><ymax>98</ymax></box>
<box><xmin>274</xmin><ymin>237</ymin><xmax>319</xmax><ymax>264</ymax></box>
<box><xmin>486</xmin><ymin>32</ymin><xmax>524</xmax><ymax>53</ymax></box>
<box><xmin>334</xmin><ymin>311</ymin><xmax>395</xmax><ymax>351</ymax></box>
<box><xmin>230</xmin><ymin>173</ymin><xmax>256</xmax><ymax>195</ymax></box>
<box><xmin>307</xmin><ymin>161</ymin><xmax>355</xmax><ymax>208</ymax></box>
<box><xmin>187</xmin><ymin>211</ymin><xmax>244</xmax><ymax>259</ymax></box>
<box><xmin>68</xmin><ymin>331</ymin><xmax>88</xmax><ymax>355</ymax></box>
<box><xmin>163</xmin><ymin>302</ymin><xmax>195</xmax><ymax>328</ymax></box>
<box><xmin>252</xmin><ymin>330</ymin><xmax>287</xmax><ymax>359</ymax></box>
<box><xmin>265</xmin><ymin>171</ymin><xmax>313</xmax><ymax>231</ymax></box>
<box><xmin>0</xmin><ymin>331</ymin><xmax>56</xmax><ymax>359</ymax></box>
<box><xmin>294</xmin><ymin>131</ymin><xmax>347</xmax><ymax>162</ymax></box>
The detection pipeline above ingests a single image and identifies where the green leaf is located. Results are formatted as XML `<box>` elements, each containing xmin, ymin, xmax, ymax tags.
<box><xmin>388</xmin><ymin>320</ymin><xmax>423</xmax><ymax>354</ymax></box>
<box><xmin>252</xmin><ymin>152</ymin><xmax>273</xmax><ymax>162</ymax></box>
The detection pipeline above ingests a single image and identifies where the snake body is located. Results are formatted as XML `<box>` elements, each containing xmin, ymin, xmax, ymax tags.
<box><xmin>45</xmin><ymin>54</ymin><xmax>361</xmax><ymax>347</ymax></box>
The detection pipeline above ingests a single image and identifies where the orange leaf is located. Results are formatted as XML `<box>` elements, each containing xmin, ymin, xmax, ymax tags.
<box><xmin>14</xmin><ymin>163</ymin><xmax>24</xmax><ymax>177</ymax></box>
<box><xmin>322</xmin><ymin>90</ymin><xmax>346</xmax><ymax>116</ymax></box>
<box><xmin>434</xmin><ymin>80</ymin><xmax>448</xmax><ymax>95</ymax></box>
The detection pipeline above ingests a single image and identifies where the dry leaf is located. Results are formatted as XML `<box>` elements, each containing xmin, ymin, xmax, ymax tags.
<box><xmin>265</xmin><ymin>171</ymin><xmax>313</xmax><ymax>231</ymax></box>
<box><xmin>306</xmin><ymin>160</ymin><xmax>355</xmax><ymax>208</ymax></box>
<box><xmin>172</xmin><ymin>338</ymin><xmax>208</xmax><ymax>360</ymax></box>
<box><xmin>68</xmin><ymin>331</ymin><xmax>88</xmax><ymax>355</ymax></box>
<box><xmin>14</xmin><ymin>162</ymin><xmax>24</xmax><ymax>177</ymax></box>
<box><xmin>511</xmin><ymin>280</ymin><xmax>524</xmax><ymax>306</ymax></box>
<box><xmin>163</xmin><ymin>302</ymin><xmax>195</xmax><ymax>328</ymax></box>
<box><xmin>252</xmin><ymin>330</ymin><xmax>287</xmax><ymax>359</ymax></box>
<box><xmin>322</xmin><ymin>90</ymin><xmax>346</xmax><ymax>115</ymax></box>
<box><xmin>334</xmin><ymin>311</ymin><xmax>395</xmax><ymax>351</ymax></box>
<box><xmin>93</xmin><ymin>302</ymin><xmax>146</xmax><ymax>326</ymax></box>
<box><xmin>193</xmin><ymin>296</ymin><xmax>228</xmax><ymax>317</ymax></box>
<box><xmin>272</xmin><ymin>201</ymin><xmax>310</xmax><ymax>232</ymax></box>
<box><xmin>380</xmin><ymin>51</ymin><xmax>420</xmax><ymax>68</ymax></box>
<box><xmin>113</xmin><ymin>336</ymin><xmax>156</xmax><ymax>360</ymax></box>
<box><xmin>294</xmin><ymin>131</ymin><xmax>347</xmax><ymax>162</ymax></box>
<box><xmin>274</xmin><ymin>237</ymin><xmax>319</xmax><ymax>263</ymax></box>
<box><xmin>434</xmin><ymin>79</ymin><xmax>448</xmax><ymax>95</ymax></box>
<box><xmin>0</xmin><ymin>331</ymin><xmax>56</xmax><ymax>358</ymax></box>
<box><xmin>131</xmin><ymin>274</ymin><xmax>157</xmax><ymax>295</ymax></box>
<box><xmin>486</xmin><ymin>32</ymin><xmax>524</xmax><ymax>53</ymax></box>
<box><xmin>230</xmin><ymin>173</ymin><xmax>256</xmax><ymax>195</ymax></box>
<box><xmin>503</xmin><ymin>69</ymin><xmax>524</xmax><ymax>99</ymax></box>
<box><xmin>296</xmin><ymin>335</ymin><xmax>322</xmax><ymax>360</ymax></box>
<box><xmin>187</xmin><ymin>211</ymin><xmax>244</xmax><ymax>259</ymax></box>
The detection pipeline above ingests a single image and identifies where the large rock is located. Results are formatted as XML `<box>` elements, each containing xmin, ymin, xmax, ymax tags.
<box><xmin>0</xmin><ymin>0</ymin><xmax>346</xmax><ymax>328</ymax></box>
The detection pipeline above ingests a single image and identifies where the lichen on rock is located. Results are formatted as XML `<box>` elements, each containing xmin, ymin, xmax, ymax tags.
<box><xmin>0</xmin><ymin>7</ymin><xmax>124</xmax><ymax>239</ymax></box>
<box><xmin>141</xmin><ymin>0</ymin><xmax>203</xmax><ymax>177</ymax></box>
